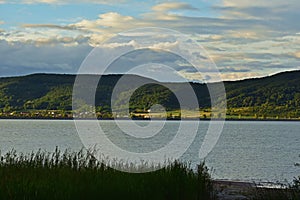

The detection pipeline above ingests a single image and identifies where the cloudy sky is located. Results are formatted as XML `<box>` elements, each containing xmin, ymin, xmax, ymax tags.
<box><xmin>0</xmin><ymin>0</ymin><xmax>300</xmax><ymax>81</ymax></box>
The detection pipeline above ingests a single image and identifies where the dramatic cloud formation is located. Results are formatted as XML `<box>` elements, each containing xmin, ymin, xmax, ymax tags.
<box><xmin>0</xmin><ymin>0</ymin><xmax>299</xmax><ymax>79</ymax></box>
<box><xmin>0</xmin><ymin>40</ymin><xmax>92</xmax><ymax>76</ymax></box>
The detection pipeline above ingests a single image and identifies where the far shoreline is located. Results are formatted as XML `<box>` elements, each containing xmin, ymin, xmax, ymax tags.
<box><xmin>0</xmin><ymin>116</ymin><xmax>300</xmax><ymax>122</ymax></box>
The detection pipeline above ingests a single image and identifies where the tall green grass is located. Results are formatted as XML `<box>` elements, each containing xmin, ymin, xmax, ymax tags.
<box><xmin>0</xmin><ymin>148</ymin><xmax>216</xmax><ymax>200</ymax></box>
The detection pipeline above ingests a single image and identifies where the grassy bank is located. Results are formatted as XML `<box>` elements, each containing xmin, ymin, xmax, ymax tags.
<box><xmin>0</xmin><ymin>148</ymin><xmax>299</xmax><ymax>200</ymax></box>
<box><xmin>0</xmin><ymin>148</ymin><xmax>215</xmax><ymax>200</ymax></box>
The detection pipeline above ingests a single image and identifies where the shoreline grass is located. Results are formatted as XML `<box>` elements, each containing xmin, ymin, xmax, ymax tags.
<box><xmin>0</xmin><ymin>148</ymin><xmax>215</xmax><ymax>200</ymax></box>
<box><xmin>0</xmin><ymin>148</ymin><xmax>299</xmax><ymax>200</ymax></box>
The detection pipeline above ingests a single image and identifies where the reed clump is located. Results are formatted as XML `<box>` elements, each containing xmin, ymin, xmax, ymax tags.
<box><xmin>0</xmin><ymin>148</ymin><xmax>216</xmax><ymax>200</ymax></box>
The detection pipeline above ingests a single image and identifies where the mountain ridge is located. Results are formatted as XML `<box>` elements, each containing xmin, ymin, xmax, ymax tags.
<box><xmin>0</xmin><ymin>70</ymin><xmax>299</xmax><ymax>119</ymax></box>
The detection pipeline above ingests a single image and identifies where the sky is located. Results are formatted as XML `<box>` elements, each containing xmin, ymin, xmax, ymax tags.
<box><xmin>0</xmin><ymin>0</ymin><xmax>300</xmax><ymax>81</ymax></box>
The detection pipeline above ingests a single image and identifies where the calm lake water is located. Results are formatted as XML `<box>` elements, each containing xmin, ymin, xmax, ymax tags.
<box><xmin>0</xmin><ymin>119</ymin><xmax>299</xmax><ymax>183</ymax></box>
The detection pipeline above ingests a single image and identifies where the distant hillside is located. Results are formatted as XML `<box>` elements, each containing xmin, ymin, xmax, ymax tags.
<box><xmin>0</xmin><ymin>70</ymin><xmax>299</xmax><ymax>119</ymax></box>
<box><xmin>225</xmin><ymin>71</ymin><xmax>300</xmax><ymax>118</ymax></box>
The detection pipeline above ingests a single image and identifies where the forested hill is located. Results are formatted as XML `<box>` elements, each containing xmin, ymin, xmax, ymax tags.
<box><xmin>224</xmin><ymin>70</ymin><xmax>300</xmax><ymax>118</ymax></box>
<box><xmin>0</xmin><ymin>70</ymin><xmax>299</xmax><ymax>118</ymax></box>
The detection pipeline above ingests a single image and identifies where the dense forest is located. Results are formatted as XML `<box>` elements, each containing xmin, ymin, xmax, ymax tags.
<box><xmin>0</xmin><ymin>70</ymin><xmax>299</xmax><ymax>119</ymax></box>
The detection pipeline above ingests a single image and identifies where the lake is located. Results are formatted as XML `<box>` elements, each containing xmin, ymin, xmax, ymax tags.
<box><xmin>0</xmin><ymin>119</ymin><xmax>299</xmax><ymax>183</ymax></box>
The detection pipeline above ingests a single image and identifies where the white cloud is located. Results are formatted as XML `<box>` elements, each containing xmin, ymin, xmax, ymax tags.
<box><xmin>220</xmin><ymin>72</ymin><xmax>261</xmax><ymax>81</ymax></box>
<box><xmin>149</xmin><ymin>41</ymin><xmax>179</xmax><ymax>50</ymax></box>
<box><xmin>152</xmin><ymin>2</ymin><xmax>198</xmax><ymax>12</ymax></box>
<box><xmin>15</xmin><ymin>12</ymin><xmax>153</xmax><ymax>46</ymax></box>
<box><xmin>22</xmin><ymin>24</ymin><xmax>74</xmax><ymax>30</ymax></box>
<box><xmin>220</xmin><ymin>0</ymin><xmax>300</xmax><ymax>26</ymax></box>
<box><xmin>177</xmin><ymin>71</ymin><xmax>257</xmax><ymax>82</ymax></box>
<box><xmin>0</xmin><ymin>25</ymin><xmax>88</xmax><ymax>46</ymax></box>
<box><xmin>70</xmin><ymin>12</ymin><xmax>151</xmax><ymax>45</ymax></box>
<box><xmin>72</xmin><ymin>12</ymin><xmax>137</xmax><ymax>32</ymax></box>
<box><xmin>292</xmin><ymin>51</ymin><xmax>300</xmax><ymax>58</ymax></box>
<box><xmin>226</xmin><ymin>30</ymin><xmax>259</xmax><ymax>39</ymax></box>
<box><xmin>176</xmin><ymin>71</ymin><xmax>263</xmax><ymax>82</ymax></box>
<box><xmin>143</xmin><ymin>2</ymin><xmax>198</xmax><ymax>21</ymax></box>
<box><xmin>223</xmin><ymin>0</ymin><xmax>298</xmax><ymax>8</ymax></box>
<box><xmin>100</xmin><ymin>40</ymin><xmax>137</xmax><ymax>48</ymax></box>
<box><xmin>22</xmin><ymin>12</ymin><xmax>138</xmax><ymax>35</ymax></box>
